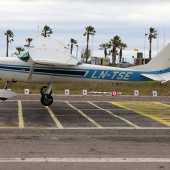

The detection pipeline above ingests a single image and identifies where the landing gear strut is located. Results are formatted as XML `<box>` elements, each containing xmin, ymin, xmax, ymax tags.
<box><xmin>5</xmin><ymin>81</ymin><xmax>10</xmax><ymax>90</ymax></box>
<box><xmin>40</xmin><ymin>83</ymin><xmax>53</xmax><ymax>106</ymax></box>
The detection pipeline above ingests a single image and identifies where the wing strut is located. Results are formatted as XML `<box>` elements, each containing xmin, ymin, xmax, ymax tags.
<box><xmin>27</xmin><ymin>62</ymin><xmax>36</xmax><ymax>80</ymax></box>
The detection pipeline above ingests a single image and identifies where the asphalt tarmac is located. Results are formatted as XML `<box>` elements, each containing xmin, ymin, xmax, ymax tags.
<box><xmin>0</xmin><ymin>95</ymin><xmax>170</xmax><ymax>170</ymax></box>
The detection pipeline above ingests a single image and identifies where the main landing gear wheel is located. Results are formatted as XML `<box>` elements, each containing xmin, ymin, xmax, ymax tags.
<box><xmin>41</xmin><ymin>94</ymin><xmax>53</xmax><ymax>106</ymax></box>
<box><xmin>40</xmin><ymin>86</ymin><xmax>52</xmax><ymax>95</ymax></box>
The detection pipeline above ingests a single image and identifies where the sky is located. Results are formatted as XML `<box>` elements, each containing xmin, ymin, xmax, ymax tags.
<box><xmin>0</xmin><ymin>0</ymin><xmax>170</xmax><ymax>63</ymax></box>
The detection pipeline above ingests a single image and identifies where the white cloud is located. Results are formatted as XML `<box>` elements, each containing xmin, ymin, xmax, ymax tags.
<box><xmin>0</xmin><ymin>0</ymin><xmax>170</xmax><ymax>60</ymax></box>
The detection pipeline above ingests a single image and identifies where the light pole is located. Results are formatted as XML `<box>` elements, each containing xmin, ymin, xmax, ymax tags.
<box><xmin>37</xmin><ymin>26</ymin><xmax>39</xmax><ymax>37</ymax></box>
<box><xmin>76</xmin><ymin>45</ymin><xmax>79</xmax><ymax>58</ymax></box>
<box><xmin>144</xmin><ymin>33</ymin><xmax>148</xmax><ymax>64</ymax></box>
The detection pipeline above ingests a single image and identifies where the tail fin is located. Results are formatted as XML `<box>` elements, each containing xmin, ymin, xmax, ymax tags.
<box><xmin>131</xmin><ymin>43</ymin><xmax>170</xmax><ymax>71</ymax></box>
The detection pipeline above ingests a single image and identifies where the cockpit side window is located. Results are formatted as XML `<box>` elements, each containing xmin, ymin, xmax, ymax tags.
<box><xmin>18</xmin><ymin>50</ymin><xmax>30</xmax><ymax>62</ymax></box>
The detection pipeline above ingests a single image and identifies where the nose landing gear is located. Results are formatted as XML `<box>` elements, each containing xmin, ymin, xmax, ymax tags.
<box><xmin>41</xmin><ymin>94</ymin><xmax>53</xmax><ymax>106</ymax></box>
<box><xmin>40</xmin><ymin>83</ymin><xmax>53</xmax><ymax>106</ymax></box>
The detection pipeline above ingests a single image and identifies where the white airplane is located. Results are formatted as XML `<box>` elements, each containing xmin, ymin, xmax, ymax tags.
<box><xmin>0</xmin><ymin>37</ymin><xmax>170</xmax><ymax>106</ymax></box>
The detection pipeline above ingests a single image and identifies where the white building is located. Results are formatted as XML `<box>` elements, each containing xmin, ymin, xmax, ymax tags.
<box><xmin>91</xmin><ymin>57</ymin><xmax>110</xmax><ymax>66</ymax></box>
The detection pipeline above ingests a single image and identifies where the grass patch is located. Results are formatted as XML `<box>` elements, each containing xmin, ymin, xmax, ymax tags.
<box><xmin>1</xmin><ymin>80</ymin><xmax>170</xmax><ymax>96</ymax></box>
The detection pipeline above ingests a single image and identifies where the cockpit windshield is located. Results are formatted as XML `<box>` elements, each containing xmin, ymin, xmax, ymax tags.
<box><xmin>18</xmin><ymin>49</ymin><xmax>30</xmax><ymax>62</ymax></box>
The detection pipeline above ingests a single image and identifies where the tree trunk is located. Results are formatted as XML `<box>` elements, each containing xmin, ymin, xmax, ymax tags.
<box><xmin>86</xmin><ymin>33</ymin><xmax>89</xmax><ymax>63</ymax></box>
<box><xmin>119</xmin><ymin>48</ymin><xmax>122</xmax><ymax>63</ymax></box>
<box><xmin>149</xmin><ymin>38</ymin><xmax>152</xmax><ymax>60</ymax></box>
<box><xmin>6</xmin><ymin>36</ymin><xmax>9</xmax><ymax>57</ymax></box>
<box><xmin>104</xmin><ymin>48</ymin><xmax>107</xmax><ymax>58</ymax></box>
<box><xmin>70</xmin><ymin>44</ymin><xmax>73</xmax><ymax>54</ymax></box>
<box><xmin>112</xmin><ymin>46</ymin><xmax>116</xmax><ymax>66</ymax></box>
<box><xmin>45</xmin><ymin>30</ymin><xmax>47</xmax><ymax>37</ymax></box>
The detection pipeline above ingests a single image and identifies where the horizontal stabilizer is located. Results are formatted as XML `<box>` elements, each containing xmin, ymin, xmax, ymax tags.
<box><xmin>141</xmin><ymin>72</ymin><xmax>170</xmax><ymax>83</ymax></box>
<box><xmin>0</xmin><ymin>89</ymin><xmax>17</xmax><ymax>99</ymax></box>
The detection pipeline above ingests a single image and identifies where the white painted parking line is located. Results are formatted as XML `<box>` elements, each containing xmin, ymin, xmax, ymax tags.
<box><xmin>0</xmin><ymin>157</ymin><xmax>170</xmax><ymax>162</ymax></box>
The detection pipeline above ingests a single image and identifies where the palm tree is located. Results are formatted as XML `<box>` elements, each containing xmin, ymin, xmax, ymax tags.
<box><xmin>41</xmin><ymin>25</ymin><xmax>53</xmax><ymax>37</ymax></box>
<box><xmin>99</xmin><ymin>43</ymin><xmax>110</xmax><ymax>58</ymax></box>
<box><xmin>81</xmin><ymin>47</ymin><xmax>92</xmax><ymax>63</ymax></box>
<box><xmin>70</xmin><ymin>38</ymin><xmax>78</xmax><ymax>55</ymax></box>
<box><xmin>83</xmin><ymin>25</ymin><xmax>96</xmax><ymax>63</ymax></box>
<box><xmin>109</xmin><ymin>35</ymin><xmax>121</xmax><ymax>66</ymax></box>
<box><xmin>14</xmin><ymin>47</ymin><xmax>25</xmax><ymax>56</ymax></box>
<box><xmin>148</xmin><ymin>27</ymin><xmax>157</xmax><ymax>60</ymax></box>
<box><xmin>4</xmin><ymin>30</ymin><xmax>14</xmax><ymax>57</ymax></box>
<box><xmin>119</xmin><ymin>42</ymin><xmax>127</xmax><ymax>63</ymax></box>
<box><xmin>24</xmin><ymin>38</ymin><xmax>33</xmax><ymax>48</ymax></box>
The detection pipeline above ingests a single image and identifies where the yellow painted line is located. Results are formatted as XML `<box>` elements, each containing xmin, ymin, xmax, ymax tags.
<box><xmin>153</xmin><ymin>102</ymin><xmax>170</xmax><ymax>108</ymax></box>
<box><xmin>65</xmin><ymin>101</ymin><xmax>103</xmax><ymax>128</ymax></box>
<box><xmin>88</xmin><ymin>101</ymin><xmax>140</xmax><ymax>128</ymax></box>
<box><xmin>0</xmin><ymin>126</ymin><xmax>20</xmax><ymax>129</ymax></box>
<box><xmin>110</xmin><ymin>102</ymin><xmax>170</xmax><ymax>126</ymax></box>
<box><xmin>0</xmin><ymin>126</ymin><xmax>47</xmax><ymax>129</ymax></box>
<box><xmin>18</xmin><ymin>100</ymin><xmax>24</xmax><ymax>128</ymax></box>
<box><xmin>45</xmin><ymin>106</ymin><xmax>63</xmax><ymax>129</ymax></box>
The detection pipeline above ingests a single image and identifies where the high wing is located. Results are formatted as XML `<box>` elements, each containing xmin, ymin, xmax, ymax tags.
<box><xmin>141</xmin><ymin>72</ymin><xmax>170</xmax><ymax>83</ymax></box>
<box><xmin>29</xmin><ymin>37</ymin><xmax>81</xmax><ymax>66</ymax></box>
<box><xmin>27</xmin><ymin>37</ymin><xmax>82</xmax><ymax>79</ymax></box>
<box><xmin>29</xmin><ymin>48</ymin><xmax>81</xmax><ymax>66</ymax></box>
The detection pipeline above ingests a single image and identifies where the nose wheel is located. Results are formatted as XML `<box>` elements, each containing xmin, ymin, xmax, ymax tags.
<box><xmin>41</xmin><ymin>94</ymin><xmax>53</xmax><ymax>106</ymax></box>
<box><xmin>40</xmin><ymin>84</ymin><xmax>53</xmax><ymax>106</ymax></box>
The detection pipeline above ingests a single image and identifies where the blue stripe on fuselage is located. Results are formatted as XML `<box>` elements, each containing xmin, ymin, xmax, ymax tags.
<box><xmin>0</xmin><ymin>64</ymin><xmax>170</xmax><ymax>82</ymax></box>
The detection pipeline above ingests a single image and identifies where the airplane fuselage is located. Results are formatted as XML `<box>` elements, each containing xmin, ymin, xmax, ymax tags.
<box><xmin>0</xmin><ymin>57</ymin><xmax>157</xmax><ymax>84</ymax></box>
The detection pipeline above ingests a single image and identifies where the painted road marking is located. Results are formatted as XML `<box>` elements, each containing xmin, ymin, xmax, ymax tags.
<box><xmin>154</xmin><ymin>102</ymin><xmax>170</xmax><ymax>108</ymax></box>
<box><xmin>88</xmin><ymin>101</ymin><xmax>140</xmax><ymax>128</ymax></box>
<box><xmin>45</xmin><ymin>106</ymin><xmax>63</xmax><ymax>129</ymax></box>
<box><xmin>65</xmin><ymin>101</ymin><xmax>103</xmax><ymax>128</ymax></box>
<box><xmin>111</xmin><ymin>102</ymin><xmax>170</xmax><ymax>126</ymax></box>
<box><xmin>18</xmin><ymin>100</ymin><xmax>24</xmax><ymax>128</ymax></box>
<box><xmin>0</xmin><ymin>157</ymin><xmax>170</xmax><ymax>162</ymax></box>
<box><xmin>0</xmin><ymin>126</ymin><xmax>169</xmax><ymax>130</ymax></box>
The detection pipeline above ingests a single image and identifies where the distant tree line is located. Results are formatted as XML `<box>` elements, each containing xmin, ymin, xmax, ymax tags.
<box><xmin>4</xmin><ymin>26</ymin><xmax>157</xmax><ymax>65</ymax></box>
